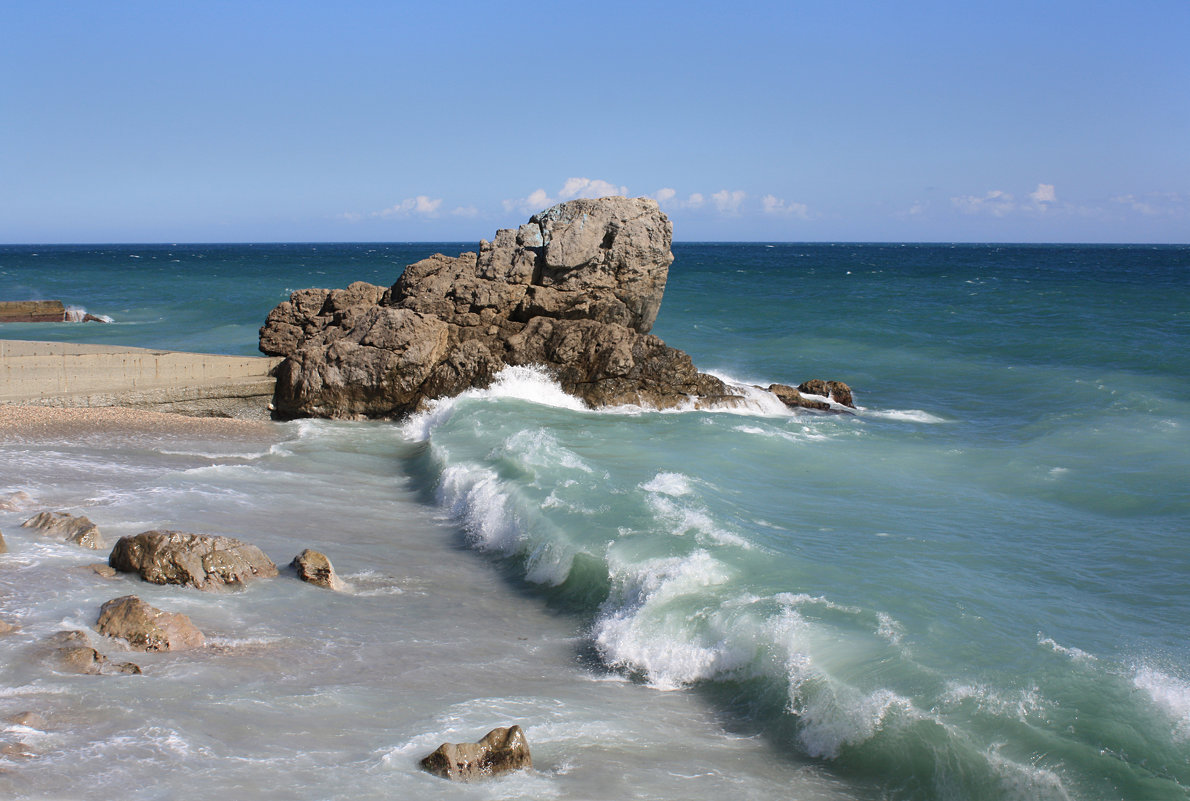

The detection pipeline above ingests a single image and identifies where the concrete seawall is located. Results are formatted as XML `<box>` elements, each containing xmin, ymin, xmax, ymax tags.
<box><xmin>0</xmin><ymin>340</ymin><xmax>281</xmax><ymax>418</ymax></box>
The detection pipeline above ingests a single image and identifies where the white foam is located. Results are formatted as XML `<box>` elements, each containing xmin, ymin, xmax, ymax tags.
<box><xmin>640</xmin><ymin>472</ymin><xmax>692</xmax><ymax>496</ymax></box>
<box><xmin>985</xmin><ymin>745</ymin><xmax>1074</xmax><ymax>801</ymax></box>
<box><xmin>1134</xmin><ymin>665</ymin><xmax>1190</xmax><ymax>740</ymax></box>
<box><xmin>1037</xmin><ymin>633</ymin><xmax>1096</xmax><ymax>662</ymax></box>
<box><xmin>796</xmin><ymin>686</ymin><xmax>916</xmax><ymax>760</ymax></box>
<box><xmin>860</xmin><ymin>408</ymin><xmax>948</xmax><ymax>424</ymax></box>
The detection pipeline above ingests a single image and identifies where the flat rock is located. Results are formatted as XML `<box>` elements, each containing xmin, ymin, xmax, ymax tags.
<box><xmin>261</xmin><ymin>197</ymin><xmax>741</xmax><ymax>419</ymax></box>
<box><xmin>420</xmin><ymin>725</ymin><xmax>532</xmax><ymax>781</ymax></box>
<box><xmin>291</xmin><ymin>549</ymin><xmax>344</xmax><ymax>591</ymax></box>
<box><xmin>108</xmin><ymin>530</ymin><xmax>278</xmax><ymax>591</ymax></box>
<box><xmin>20</xmin><ymin>511</ymin><xmax>106</xmax><ymax>550</ymax></box>
<box><xmin>96</xmin><ymin>595</ymin><xmax>205</xmax><ymax>652</ymax></box>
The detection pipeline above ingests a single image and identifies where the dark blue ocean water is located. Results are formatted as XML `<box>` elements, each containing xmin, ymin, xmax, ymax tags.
<box><xmin>1</xmin><ymin>242</ymin><xmax>1187</xmax><ymax>800</ymax></box>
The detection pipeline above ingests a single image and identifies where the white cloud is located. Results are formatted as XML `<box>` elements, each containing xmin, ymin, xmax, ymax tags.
<box><xmin>374</xmin><ymin>195</ymin><xmax>443</xmax><ymax>218</ymax></box>
<box><xmin>653</xmin><ymin>188</ymin><xmax>708</xmax><ymax>210</ymax></box>
<box><xmin>450</xmin><ymin>205</ymin><xmax>480</xmax><ymax>217</ymax></box>
<box><xmin>503</xmin><ymin>178</ymin><xmax>629</xmax><ymax>215</ymax></box>
<box><xmin>687</xmin><ymin>192</ymin><xmax>705</xmax><ymax>209</ymax></box>
<box><xmin>559</xmin><ymin>177</ymin><xmax>627</xmax><ymax>200</ymax></box>
<box><xmin>711</xmin><ymin>189</ymin><xmax>746</xmax><ymax>215</ymax></box>
<box><xmin>1029</xmin><ymin>183</ymin><xmax>1056</xmax><ymax>204</ymax></box>
<box><xmin>1112</xmin><ymin>192</ymin><xmax>1186</xmax><ymax>217</ymax></box>
<box><xmin>761</xmin><ymin>194</ymin><xmax>810</xmax><ymax>219</ymax></box>
<box><xmin>951</xmin><ymin>189</ymin><xmax>1016</xmax><ymax>217</ymax></box>
<box><xmin>339</xmin><ymin>195</ymin><xmax>443</xmax><ymax>222</ymax></box>
<box><xmin>654</xmin><ymin>187</ymin><xmax>677</xmax><ymax>204</ymax></box>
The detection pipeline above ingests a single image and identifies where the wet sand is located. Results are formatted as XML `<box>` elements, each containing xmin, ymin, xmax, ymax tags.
<box><xmin>0</xmin><ymin>405</ymin><xmax>276</xmax><ymax>440</ymax></box>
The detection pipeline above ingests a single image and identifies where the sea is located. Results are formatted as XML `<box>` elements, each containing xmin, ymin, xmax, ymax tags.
<box><xmin>0</xmin><ymin>241</ymin><xmax>1187</xmax><ymax>801</ymax></box>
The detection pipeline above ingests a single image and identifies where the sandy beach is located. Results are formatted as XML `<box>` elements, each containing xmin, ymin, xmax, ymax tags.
<box><xmin>0</xmin><ymin>404</ymin><xmax>275</xmax><ymax>440</ymax></box>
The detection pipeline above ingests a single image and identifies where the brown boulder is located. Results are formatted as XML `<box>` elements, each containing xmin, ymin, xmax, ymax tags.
<box><xmin>420</xmin><ymin>725</ymin><xmax>532</xmax><ymax>781</ymax></box>
<box><xmin>96</xmin><ymin>595</ymin><xmax>205</xmax><ymax>652</ymax></box>
<box><xmin>21</xmin><ymin>511</ymin><xmax>106</xmax><ymax>550</ymax></box>
<box><xmin>797</xmin><ymin>379</ymin><xmax>856</xmax><ymax>409</ymax></box>
<box><xmin>261</xmin><ymin>197</ymin><xmax>742</xmax><ymax>419</ymax></box>
<box><xmin>108</xmin><ymin>530</ymin><xmax>278</xmax><ymax>591</ymax></box>
<box><xmin>291</xmin><ymin>549</ymin><xmax>344</xmax><ymax>591</ymax></box>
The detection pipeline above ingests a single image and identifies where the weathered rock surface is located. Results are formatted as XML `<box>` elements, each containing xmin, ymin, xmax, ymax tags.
<box><xmin>798</xmin><ymin>379</ymin><xmax>856</xmax><ymax>409</ymax></box>
<box><xmin>261</xmin><ymin>197</ymin><xmax>739</xmax><ymax>418</ymax></box>
<box><xmin>108</xmin><ymin>530</ymin><xmax>278</xmax><ymax>591</ymax></box>
<box><xmin>291</xmin><ymin>549</ymin><xmax>344</xmax><ymax>591</ymax></box>
<box><xmin>20</xmin><ymin>511</ymin><xmax>106</xmax><ymax>550</ymax></box>
<box><xmin>96</xmin><ymin>595</ymin><xmax>205</xmax><ymax>652</ymax></box>
<box><xmin>420</xmin><ymin>725</ymin><xmax>532</xmax><ymax>781</ymax></box>
<box><xmin>769</xmin><ymin>380</ymin><xmax>857</xmax><ymax>413</ymax></box>
<box><xmin>45</xmin><ymin>630</ymin><xmax>141</xmax><ymax>675</ymax></box>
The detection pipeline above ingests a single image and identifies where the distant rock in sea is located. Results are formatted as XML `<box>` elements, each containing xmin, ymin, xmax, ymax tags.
<box><xmin>260</xmin><ymin>197</ymin><xmax>741</xmax><ymax>419</ymax></box>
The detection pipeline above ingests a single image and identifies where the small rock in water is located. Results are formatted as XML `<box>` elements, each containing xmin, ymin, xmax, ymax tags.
<box><xmin>0</xmin><ymin>619</ymin><xmax>18</xmax><ymax>635</ymax></box>
<box><xmin>0</xmin><ymin>529</ymin><xmax>6</xmax><ymax>555</ymax></box>
<box><xmin>96</xmin><ymin>595</ymin><xmax>205</xmax><ymax>652</ymax></box>
<box><xmin>797</xmin><ymin>379</ymin><xmax>856</xmax><ymax>409</ymax></box>
<box><xmin>108</xmin><ymin>530</ymin><xmax>278</xmax><ymax>591</ymax></box>
<box><xmin>85</xmin><ymin>563</ymin><xmax>119</xmax><ymax>579</ymax></box>
<box><xmin>45</xmin><ymin>630</ymin><xmax>142</xmax><ymax>676</ymax></box>
<box><xmin>291</xmin><ymin>548</ymin><xmax>344</xmax><ymax>591</ymax></box>
<box><xmin>20</xmin><ymin>511</ymin><xmax>106</xmax><ymax>550</ymax></box>
<box><xmin>0</xmin><ymin>491</ymin><xmax>33</xmax><ymax>511</ymax></box>
<box><xmin>5</xmin><ymin>711</ymin><xmax>47</xmax><ymax>730</ymax></box>
<box><xmin>420</xmin><ymin>725</ymin><xmax>533</xmax><ymax>781</ymax></box>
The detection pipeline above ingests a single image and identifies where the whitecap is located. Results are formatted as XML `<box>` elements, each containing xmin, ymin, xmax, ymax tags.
<box><xmin>860</xmin><ymin>408</ymin><xmax>949</xmax><ymax>424</ymax></box>
<box><xmin>1133</xmin><ymin>665</ymin><xmax>1190</xmax><ymax>740</ymax></box>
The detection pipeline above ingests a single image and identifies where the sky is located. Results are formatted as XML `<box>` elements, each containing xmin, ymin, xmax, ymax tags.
<box><xmin>2</xmin><ymin>1</ymin><xmax>1187</xmax><ymax>243</ymax></box>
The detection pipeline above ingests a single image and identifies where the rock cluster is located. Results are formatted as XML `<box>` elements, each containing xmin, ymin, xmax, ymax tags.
<box><xmin>420</xmin><ymin>725</ymin><xmax>533</xmax><ymax>781</ymax></box>
<box><xmin>260</xmin><ymin>197</ymin><xmax>739</xmax><ymax>419</ymax></box>
<box><xmin>46</xmin><ymin>630</ymin><xmax>141</xmax><ymax>675</ymax></box>
<box><xmin>108</xmin><ymin>530</ymin><xmax>279</xmax><ymax>590</ymax></box>
<box><xmin>21</xmin><ymin>511</ymin><xmax>106</xmax><ymax>550</ymax></box>
<box><xmin>768</xmin><ymin>380</ymin><xmax>856</xmax><ymax>412</ymax></box>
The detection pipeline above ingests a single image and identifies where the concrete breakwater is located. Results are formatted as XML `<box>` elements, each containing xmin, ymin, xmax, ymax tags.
<box><xmin>0</xmin><ymin>300</ymin><xmax>107</xmax><ymax>323</ymax></box>
<box><xmin>0</xmin><ymin>340</ymin><xmax>280</xmax><ymax>418</ymax></box>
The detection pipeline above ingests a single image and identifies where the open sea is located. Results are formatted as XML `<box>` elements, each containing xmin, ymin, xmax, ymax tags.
<box><xmin>0</xmin><ymin>241</ymin><xmax>1187</xmax><ymax>801</ymax></box>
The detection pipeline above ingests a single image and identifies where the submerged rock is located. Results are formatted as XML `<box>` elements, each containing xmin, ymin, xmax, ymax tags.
<box><xmin>20</xmin><ymin>511</ymin><xmax>106</xmax><ymax>550</ymax></box>
<box><xmin>5</xmin><ymin>711</ymin><xmax>46</xmax><ymax>730</ymax></box>
<box><xmin>44</xmin><ymin>630</ymin><xmax>141</xmax><ymax>676</ymax></box>
<box><xmin>420</xmin><ymin>725</ymin><xmax>532</xmax><ymax>781</ymax></box>
<box><xmin>0</xmin><ymin>529</ymin><xmax>6</xmax><ymax>555</ymax></box>
<box><xmin>108</xmin><ymin>530</ymin><xmax>278</xmax><ymax>591</ymax></box>
<box><xmin>291</xmin><ymin>549</ymin><xmax>344</xmax><ymax>591</ymax></box>
<box><xmin>0</xmin><ymin>491</ymin><xmax>32</xmax><ymax>511</ymax></box>
<box><xmin>261</xmin><ymin>197</ymin><xmax>739</xmax><ymax>418</ymax></box>
<box><xmin>96</xmin><ymin>595</ymin><xmax>205</xmax><ymax>652</ymax></box>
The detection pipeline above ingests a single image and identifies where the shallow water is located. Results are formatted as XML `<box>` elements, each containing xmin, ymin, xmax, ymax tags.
<box><xmin>1</xmin><ymin>242</ymin><xmax>1187</xmax><ymax>800</ymax></box>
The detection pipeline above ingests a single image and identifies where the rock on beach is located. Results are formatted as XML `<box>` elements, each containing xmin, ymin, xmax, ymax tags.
<box><xmin>108</xmin><ymin>530</ymin><xmax>278</xmax><ymax>591</ymax></box>
<box><xmin>260</xmin><ymin>197</ymin><xmax>740</xmax><ymax>419</ymax></box>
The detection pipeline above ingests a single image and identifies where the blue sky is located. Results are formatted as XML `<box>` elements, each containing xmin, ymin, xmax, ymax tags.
<box><xmin>3</xmin><ymin>1</ymin><xmax>1187</xmax><ymax>243</ymax></box>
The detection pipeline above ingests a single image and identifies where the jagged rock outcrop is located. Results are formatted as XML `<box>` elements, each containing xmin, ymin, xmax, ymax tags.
<box><xmin>260</xmin><ymin>197</ymin><xmax>738</xmax><ymax>419</ymax></box>
<box><xmin>420</xmin><ymin>725</ymin><xmax>533</xmax><ymax>781</ymax></box>
<box><xmin>96</xmin><ymin>595</ymin><xmax>205</xmax><ymax>652</ymax></box>
<box><xmin>108</xmin><ymin>530</ymin><xmax>278</xmax><ymax>591</ymax></box>
<box><xmin>20</xmin><ymin>511</ymin><xmax>105</xmax><ymax>550</ymax></box>
<box><xmin>291</xmin><ymin>549</ymin><xmax>344</xmax><ymax>591</ymax></box>
<box><xmin>769</xmin><ymin>380</ymin><xmax>856</xmax><ymax>413</ymax></box>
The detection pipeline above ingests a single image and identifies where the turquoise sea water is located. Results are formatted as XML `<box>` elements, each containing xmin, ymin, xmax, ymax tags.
<box><xmin>0</xmin><ymin>243</ymin><xmax>1187</xmax><ymax>800</ymax></box>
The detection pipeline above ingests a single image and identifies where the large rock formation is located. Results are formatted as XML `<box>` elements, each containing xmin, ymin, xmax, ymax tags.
<box><xmin>260</xmin><ymin>197</ymin><xmax>738</xmax><ymax>419</ymax></box>
<box><xmin>420</xmin><ymin>725</ymin><xmax>533</xmax><ymax>781</ymax></box>
<box><xmin>108</xmin><ymin>530</ymin><xmax>278</xmax><ymax>591</ymax></box>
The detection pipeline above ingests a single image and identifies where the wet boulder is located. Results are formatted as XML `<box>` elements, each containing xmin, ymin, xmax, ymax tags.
<box><xmin>20</xmin><ymin>511</ymin><xmax>106</xmax><ymax>550</ymax></box>
<box><xmin>45</xmin><ymin>630</ymin><xmax>141</xmax><ymax>676</ymax></box>
<box><xmin>96</xmin><ymin>595</ymin><xmax>205</xmax><ymax>652</ymax></box>
<box><xmin>291</xmin><ymin>549</ymin><xmax>345</xmax><ymax>591</ymax></box>
<box><xmin>420</xmin><ymin>725</ymin><xmax>533</xmax><ymax>781</ymax></box>
<box><xmin>797</xmin><ymin>379</ymin><xmax>856</xmax><ymax>409</ymax></box>
<box><xmin>108</xmin><ymin>530</ymin><xmax>278</xmax><ymax>591</ymax></box>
